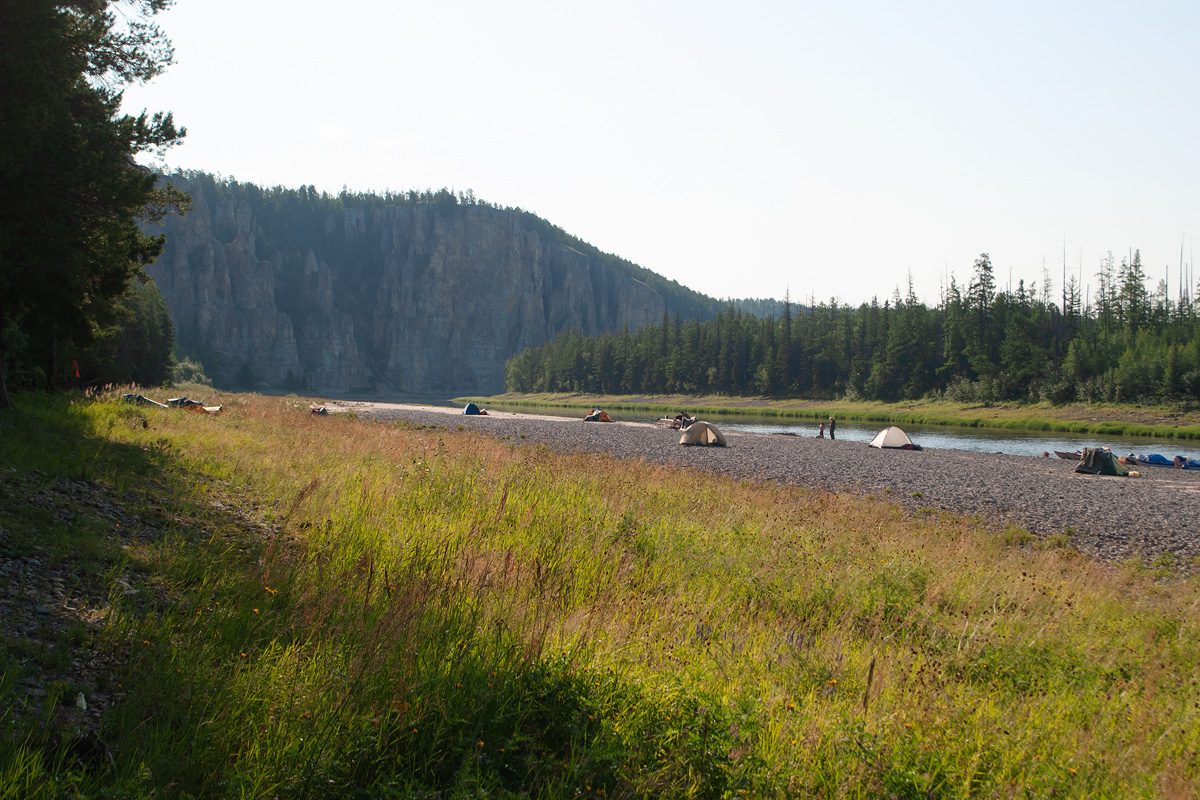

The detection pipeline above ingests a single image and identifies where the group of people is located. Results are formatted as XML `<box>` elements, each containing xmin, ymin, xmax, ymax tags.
<box><xmin>816</xmin><ymin>416</ymin><xmax>836</xmax><ymax>439</ymax></box>
<box><xmin>674</xmin><ymin>410</ymin><xmax>696</xmax><ymax>429</ymax></box>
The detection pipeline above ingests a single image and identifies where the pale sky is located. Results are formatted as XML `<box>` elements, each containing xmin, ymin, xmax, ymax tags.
<box><xmin>120</xmin><ymin>0</ymin><xmax>1200</xmax><ymax>307</ymax></box>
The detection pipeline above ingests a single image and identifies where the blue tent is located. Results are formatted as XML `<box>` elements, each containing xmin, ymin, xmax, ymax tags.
<box><xmin>463</xmin><ymin>402</ymin><xmax>482</xmax><ymax>415</ymax></box>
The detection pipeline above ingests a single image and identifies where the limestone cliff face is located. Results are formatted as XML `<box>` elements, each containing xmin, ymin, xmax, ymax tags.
<box><xmin>147</xmin><ymin>179</ymin><xmax>667</xmax><ymax>394</ymax></box>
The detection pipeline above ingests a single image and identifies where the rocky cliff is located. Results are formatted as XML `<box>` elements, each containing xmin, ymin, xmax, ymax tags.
<box><xmin>147</xmin><ymin>176</ymin><xmax>702</xmax><ymax>394</ymax></box>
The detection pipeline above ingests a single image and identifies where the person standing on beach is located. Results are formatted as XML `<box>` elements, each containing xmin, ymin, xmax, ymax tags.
<box><xmin>817</xmin><ymin>422</ymin><xmax>825</xmax><ymax>438</ymax></box>
<box><xmin>828</xmin><ymin>416</ymin><xmax>836</xmax><ymax>439</ymax></box>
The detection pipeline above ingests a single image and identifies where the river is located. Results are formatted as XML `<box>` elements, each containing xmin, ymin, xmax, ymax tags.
<box><xmin>469</xmin><ymin>402</ymin><xmax>1200</xmax><ymax>462</ymax></box>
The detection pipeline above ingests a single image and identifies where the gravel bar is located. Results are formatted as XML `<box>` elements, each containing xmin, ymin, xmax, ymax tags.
<box><xmin>354</xmin><ymin>405</ymin><xmax>1200</xmax><ymax>565</ymax></box>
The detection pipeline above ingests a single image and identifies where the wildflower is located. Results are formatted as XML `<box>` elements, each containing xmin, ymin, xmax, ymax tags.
<box><xmin>1069</xmin><ymin>768</ymin><xmax>1077</xmax><ymax>774</ymax></box>
<box><xmin>143</xmin><ymin>640</ymin><xmax>151</xmax><ymax>646</ymax></box>
<box><xmin>787</xmin><ymin>703</ymin><xmax>795</xmax><ymax>711</ymax></box>
<box><xmin>477</xmin><ymin>741</ymin><xmax>484</xmax><ymax>748</ymax></box>
<box><xmin>253</xmin><ymin>608</ymin><xmax>259</xmax><ymax>614</ymax></box>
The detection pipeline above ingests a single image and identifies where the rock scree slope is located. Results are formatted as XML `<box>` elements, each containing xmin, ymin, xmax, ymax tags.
<box><xmin>147</xmin><ymin>176</ymin><xmax>713</xmax><ymax>395</ymax></box>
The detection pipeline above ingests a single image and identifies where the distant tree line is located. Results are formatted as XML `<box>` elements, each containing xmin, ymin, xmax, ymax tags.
<box><xmin>505</xmin><ymin>252</ymin><xmax>1200</xmax><ymax>405</ymax></box>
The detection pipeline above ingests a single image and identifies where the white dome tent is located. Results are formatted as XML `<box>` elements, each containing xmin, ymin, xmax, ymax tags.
<box><xmin>868</xmin><ymin>426</ymin><xmax>921</xmax><ymax>450</ymax></box>
<box><xmin>678</xmin><ymin>421</ymin><xmax>727</xmax><ymax>446</ymax></box>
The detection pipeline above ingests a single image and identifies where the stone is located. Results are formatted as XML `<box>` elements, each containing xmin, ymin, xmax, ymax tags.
<box><xmin>147</xmin><ymin>177</ymin><xmax>668</xmax><ymax>394</ymax></box>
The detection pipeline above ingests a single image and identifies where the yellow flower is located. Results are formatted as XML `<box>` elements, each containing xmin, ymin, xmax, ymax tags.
<box><xmin>253</xmin><ymin>608</ymin><xmax>259</xmax><ymax>614</ymax></box>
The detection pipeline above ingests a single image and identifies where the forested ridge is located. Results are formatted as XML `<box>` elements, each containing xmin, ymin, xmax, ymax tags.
<box><xmin>505</xmin><ymin>252</ymin><xmax>1200</xmax><ymax>405</ymax></box>
<box><xmin>177</xmin><ymin>171</ymin><xmax>728</xmax><ymax>326</ymax></box>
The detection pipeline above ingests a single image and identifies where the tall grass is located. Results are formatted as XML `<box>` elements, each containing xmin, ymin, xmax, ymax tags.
<box><xmin>2</xmin><ymin>391</ymin><xmax>1197</xmax><ymax>797</ymax></box>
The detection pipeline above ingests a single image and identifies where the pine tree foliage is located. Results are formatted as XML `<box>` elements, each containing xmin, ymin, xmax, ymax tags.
<box><xmin>0</xmin><ymin>0</ymin><xmax>185</xmax><ymax>406</ymax></box>
<box><xmin>506</xmin><ymin>253</ymin><xmax>1200</xmax><ymax>405</ymax></box>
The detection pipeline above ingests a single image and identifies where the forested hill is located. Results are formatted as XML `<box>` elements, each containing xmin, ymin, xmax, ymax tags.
<box><xmin>147</xmin><ymin>172</ymin><xmax>727</xmax><ymax>394</ymax></box>
<box><xmin>506</xmin><ymin>253</ymin><xmax>1200</xmax><ymax>406</ymax></box>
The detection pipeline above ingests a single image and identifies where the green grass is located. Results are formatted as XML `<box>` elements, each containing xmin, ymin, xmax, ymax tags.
<box><xmin>1</xmin><ymin>389</ymin><xmax>1198</xmax><ymax>797</ymax></box>
<box><xmin>465</xmin><ymin>393</ymin><xmax>1200</xmax><ymax>441</ymax></box>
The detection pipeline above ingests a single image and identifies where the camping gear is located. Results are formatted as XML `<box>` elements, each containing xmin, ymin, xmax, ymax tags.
<box><xmin>184</xmin><ymin>403</ymin><xmax>223</xmax><ymax>414</ymax></box>
<box><xmin>583</xmin><ymin>409</ymin><xmax>612</xmax><ymax>422</ymax></box>
<box><xmin>678</xmin><ymin>421</ymin><xmax>726</xmax><ymax>447</ymax></box>
<box><xmin>122</xmin><ymin>393</ymin><xmax>168</xmax><ymax>409</ymax></box>
<box><xmin>1128</xmin><ymin>453</ymin><xmax>1200</xmax><ymax>470</ymax></box>
<box><xmin>169</xmin><ymin>396</ymin><xmax>221</xmax><ymax>413</ymax></box>
<box><xmin>463</xmin><ymin>402</ymin><xmax>483</xmax><ymax>415</ymax></box>
<box><xmin>868</xmin><ymin>426</ymin><xmax>921</xmax><ymax>450</ymax></box>
<box><xmin>1074</xmin><ymin>448</ymin><xmax>1130</xmax><ymax>476</ymax></box>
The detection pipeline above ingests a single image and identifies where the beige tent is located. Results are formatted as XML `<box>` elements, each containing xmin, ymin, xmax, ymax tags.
<box><xmin>678</xmin><ymin>421</ymin><xmax>727</xmax><ymax>446</ymax></box>
<box><xmin>868</xmin><ymin>426</ymin><xmax>920</xmax><ymax>450</ymax></box>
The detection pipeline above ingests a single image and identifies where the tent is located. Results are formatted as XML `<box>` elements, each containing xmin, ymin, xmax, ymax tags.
<box><xmin>583</xmin><ymin>409</ymin><xmax>612</xmax><ymax>422</ymax></box>
<box><xmin>678</xmin><ymin>421</ymin><xmax>726</xmax><ymax>447</ymax></box>
<box><xmin>868</xmin><ymin>426</ymin><xmax>921</xmax><ymax>450</ymax></box>
<box><xmin>1074</xmin><ymin>448</ymin><xmax>1129</xmax><ymax>476</ymax></box>
<box><xmin>463</xmin><ymin>402</ymin><xmax>482</xmax><ymax>415</ymax></box>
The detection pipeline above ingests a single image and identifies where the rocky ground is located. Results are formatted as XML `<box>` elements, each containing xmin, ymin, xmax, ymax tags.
<box><xmin>352</xmin><ymin>405</ymin><xmax>1200</xmax><ymax>566</ymax></box>
<box><xmin>0</xmin><ymin>465</ymin><xmax>272</xmax><ymax>760</ymax></box>
<box><xmin>0</xmin><ymin>468</ymin><xmax>146</xmax><ymax>757</ymax></box>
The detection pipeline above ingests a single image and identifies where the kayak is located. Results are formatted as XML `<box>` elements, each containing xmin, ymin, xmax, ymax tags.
<box><xmin>1053</xmin><ymin>450</ymin><xmax>1081</xmax><ymax>461</ymax></box>
<box><xmin>1128</xmin><ymin>453</ymin><xmax>1200</xmax><ymax>470</ymax></box>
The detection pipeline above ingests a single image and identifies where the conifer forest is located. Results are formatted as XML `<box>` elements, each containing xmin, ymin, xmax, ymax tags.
<box><xmin>505</xmin><ymin>252</ymin><xmax>1200</xmax><ymax>405</ymax></box>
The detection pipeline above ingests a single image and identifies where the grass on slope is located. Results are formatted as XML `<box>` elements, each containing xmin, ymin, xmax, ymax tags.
<box><xmin>1</xmin><ymin>390</ymin><xmax>1197</xmax><ymax>798</ymax></box>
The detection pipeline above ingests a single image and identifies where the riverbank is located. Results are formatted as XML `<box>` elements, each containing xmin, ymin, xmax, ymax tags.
<box><xmin>344</xmin><ymin>401</ymin><xmax>1200</xmax><ymax>566</ymax></box>
<box><xmin>463</xmin><ymin>393</ymin><xmax>1200</xmax><ymax>441</ymax></box>
<box><xmin>4</xmin><ymin>391</ymin><xmax>1199</xmax><ymax>796</ymax></box>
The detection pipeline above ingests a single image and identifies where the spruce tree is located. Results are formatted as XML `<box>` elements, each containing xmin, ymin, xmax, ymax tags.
<box><xmin>0</xmin><ymin>0</ymin><xmax>185</xmax><ymax>407</ymax></box>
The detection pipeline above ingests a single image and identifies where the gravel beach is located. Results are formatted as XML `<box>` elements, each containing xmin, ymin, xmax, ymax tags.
<box><xmin>347</xmin><ymin>404</ymin><xmax>1200</xmax><ymax>565</ymax></box>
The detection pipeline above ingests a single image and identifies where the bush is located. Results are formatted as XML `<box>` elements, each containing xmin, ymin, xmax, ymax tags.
<box><xmin>173</xmin><ymin>357</ymin><xmax>211</xmax><ymax>386</ymax></box>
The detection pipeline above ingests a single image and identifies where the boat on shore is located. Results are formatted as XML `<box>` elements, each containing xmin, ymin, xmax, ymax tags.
<box><xmin>1126</xmin><ymin>453</ymin><xmax>1200</xmax><ymax>470</ymax></box>
<box><xmin>1053</xmin><ymin>450</ymin><xmax>1081</xmax><ymax>461</ymax></box>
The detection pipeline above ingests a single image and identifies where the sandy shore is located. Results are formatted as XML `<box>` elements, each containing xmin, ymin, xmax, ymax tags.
<box><xmin>330</xmin><ymin>401</ymin><xmax>1200</xmax><ymax>566</ymax></box>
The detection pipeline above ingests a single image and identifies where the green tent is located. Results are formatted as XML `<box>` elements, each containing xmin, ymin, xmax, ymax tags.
<box><xmin>1074</xmin><ymin>448</ymin><xmax>1129</xmax><ymax>476</ymax></box>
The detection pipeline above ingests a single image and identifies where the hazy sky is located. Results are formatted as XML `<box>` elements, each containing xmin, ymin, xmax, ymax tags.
<box><xmin>120</xmin><ymin>0</ymin><xmax>1200</xmax><ymax>307</ymax></box>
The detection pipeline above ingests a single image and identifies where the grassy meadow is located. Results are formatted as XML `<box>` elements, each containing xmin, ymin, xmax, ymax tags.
<box><xmin>1</xmin><ymin>389</ymin><xmax>1198</xmax><ymax>798</ymax></box>
<box><xmin>469</xmin><ymin>393</ymin><xmax>1200</xmax><ymax>441</ymax></box>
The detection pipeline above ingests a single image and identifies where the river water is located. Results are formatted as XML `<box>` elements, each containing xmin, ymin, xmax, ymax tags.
<box><xmin>471</xmin><ymin>402</ymin><xmax>1200</xmax><ymax>462</ymax></box>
